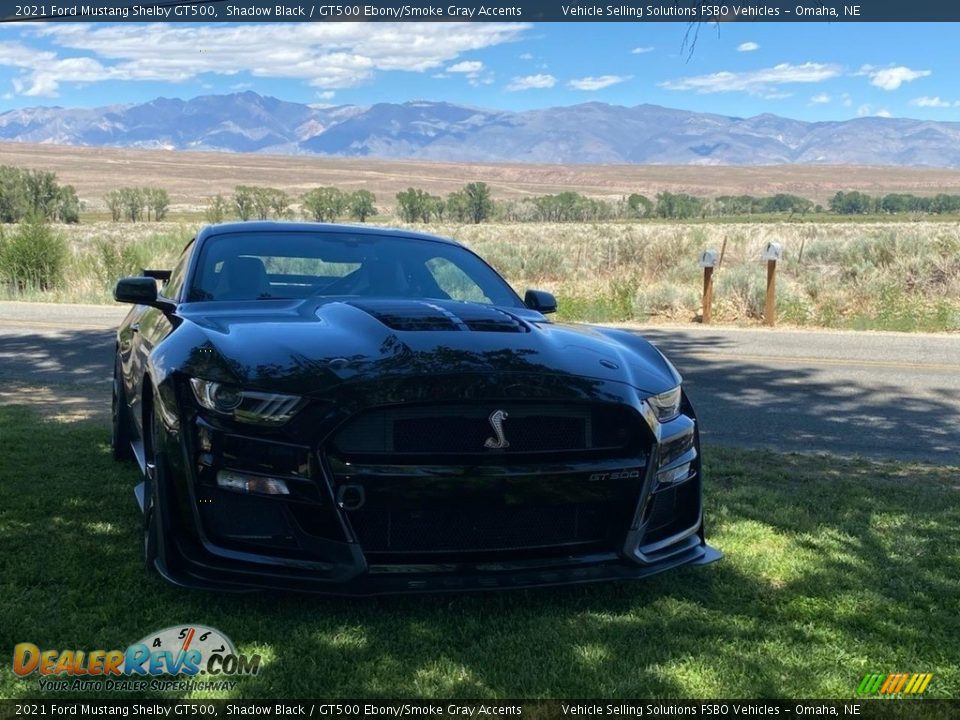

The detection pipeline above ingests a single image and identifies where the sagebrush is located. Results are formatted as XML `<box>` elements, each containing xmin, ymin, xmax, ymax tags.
<box><xmin>2</xmin><ymin>220</ymin><xmax>958</xmax><ymax>332</ymax></box>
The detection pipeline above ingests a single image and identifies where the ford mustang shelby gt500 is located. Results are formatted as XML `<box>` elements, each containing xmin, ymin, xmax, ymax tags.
<box><xmin>112</xmin><ymin>222</ymin><xmax>720</xmax><ymax>593</ymax></box>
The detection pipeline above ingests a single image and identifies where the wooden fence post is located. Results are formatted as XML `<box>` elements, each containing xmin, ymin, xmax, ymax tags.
<box><xmin>762</xmin><ymin>242</ymin><xmax>783</xmax><ymax>327</ymax></box>
<box><xmin>699</xmin><ymin>249</ymin><xmax>719</xmax><ymax>324</ymax></box>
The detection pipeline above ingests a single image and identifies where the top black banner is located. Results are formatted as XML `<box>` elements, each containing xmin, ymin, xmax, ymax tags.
<box><xmin>1</xmin><ymin>0</ymin><xmax>959</xmax><ymax>23</ymax></box>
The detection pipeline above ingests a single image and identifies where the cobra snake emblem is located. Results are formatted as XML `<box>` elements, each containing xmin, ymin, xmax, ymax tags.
<box><xmin>483</xmin><ymin>410</ymin><xmax>510</xmax><ymax>449</ymax></box>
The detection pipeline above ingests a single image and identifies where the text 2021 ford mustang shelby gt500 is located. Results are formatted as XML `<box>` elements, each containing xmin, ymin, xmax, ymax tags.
<box><xmin>112</xmin><ymin>222</ymin><xmax>720</xmax><ymax>593</ymax></box>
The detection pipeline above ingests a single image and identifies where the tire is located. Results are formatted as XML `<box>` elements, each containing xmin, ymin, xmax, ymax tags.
<box><xmin>111</xmin><ymin>354</ymin><xmax>133</xmax><ymax>461</ymax></box>
<box><xmin>143</xmin><ymin>401</ymin><xmax>164</xmax><ymax>574</ymax></box>
<box><xmin>143</xmin><ymin>498</ymin><xmax>159</xmax><ymax>573</ymax></box>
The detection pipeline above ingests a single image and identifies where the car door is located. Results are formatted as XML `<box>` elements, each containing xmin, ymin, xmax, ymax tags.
<box><xmin>125</xmin><ymin>243</ymin><xmax>192</xmax><ymax>441</ymax></box>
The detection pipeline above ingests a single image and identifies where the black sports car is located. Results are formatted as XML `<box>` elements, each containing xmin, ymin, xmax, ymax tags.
<box><xmin>112</xmin><ymin>222</ymin><xmax>720</xmax><ymax>594</ymax></box>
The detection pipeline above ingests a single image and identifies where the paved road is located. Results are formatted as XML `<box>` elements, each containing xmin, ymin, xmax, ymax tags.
<box><xmin>2</xmin><ymin>301</ymin><xmax>958</xmax><ymax>464</ymax></box>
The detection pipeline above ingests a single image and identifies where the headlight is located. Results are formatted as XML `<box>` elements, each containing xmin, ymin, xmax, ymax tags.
<box><xmin>189</xmin><ymin>378</ymin><xmax>305</xmax><ymax>425</ymax></box>
<box><xmin>647</xmin><ymin>386</ymin><xmax>682</xmax><ymax>422</ymax></box>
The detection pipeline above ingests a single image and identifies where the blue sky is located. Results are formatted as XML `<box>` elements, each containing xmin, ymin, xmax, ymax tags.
<box><xmin>1</xmin><ymin>22</ymin><xmax>958</xmax><ymax>120</ymax></box>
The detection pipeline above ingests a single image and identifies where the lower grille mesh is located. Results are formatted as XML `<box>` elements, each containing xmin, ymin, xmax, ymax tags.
<box><xmin>348</xmin><ymin>503</ymin><xmax>613</xmax><ymax>553</ymax></box>
<box><xmin>642</xmin><ymin>479</ymin><xmax>700</xmax><ymax>545</ymax></box>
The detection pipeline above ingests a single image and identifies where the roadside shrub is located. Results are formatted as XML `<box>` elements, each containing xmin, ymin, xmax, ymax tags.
<box><xmin>204</xmin><ymin>194</ymin><xmax>229</xmax><ymax>224</ymax></box>
<box><xmin>94</xmin><ymin>238</ymin><xmax>151</xmax><ymax>287</ymax></box>
<box><xmin>634</xmin><ymin>282</ymin><xmax>700</xmax><ymax>319</ymax></box>
<box><xmin>0</xmin><ymin>216</ymin><xmax>68</xmax><ymax>290</ymax></box>
<box><xmin>776</xmin><ymin>279</ymin><xmax>816</xmax><ymax>325</ymax></box>
<box><xmin>715</xmin><ymin>263</ymin><xmax>766</xmax><ymax>320</ymax></box>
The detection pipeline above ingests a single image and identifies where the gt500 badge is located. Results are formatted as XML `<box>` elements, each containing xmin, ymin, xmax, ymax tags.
<box><xmin>588</xmin><ymin>469</ymin><xmax>641</xmax><ymax>482</ymax></box>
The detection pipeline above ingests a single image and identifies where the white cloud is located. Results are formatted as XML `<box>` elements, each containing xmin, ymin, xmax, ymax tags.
<box><xmin>11</xmin><ymin>22</ymin><xmax>528</xmax><ymax>96</ymax></box>
<box><xmin>519</xmin><ymin>52</ymin><xmax>533</xmax><ymax>60</ymax></box>
<box><xmin>0</xmin><ymin>41</ymin><xmax>111</xmax><ymax>96</ymax></box>
<box><xmin>660</xmin><ymin>62</ymin><xmax>841</xmax><ymax>95</ymax></box>
<box><xmin>506</xmin><ymin>73</ymin><xmax>556</xmax><ymax>91</ymax></box>
<box><xmin>910</xmin><ymin>96</ymin><xmax>958</xmax><ymax>108</ymax></box>
<box><xmin>857</xmin><ymin>104</ymin><xmax>892</xmax><ymax>117</ymax></box>
<box><xmin>810</xmin><ymin>93</ymin><xmax>831</xmax><ymax>104</ymax></box>
<box><xmin>859</xmin><ymin>64</ymin><xmax>931</xmax><ymax>91</ymax></box>
<box><xmin>737</xmin><ymin>42</ymin><xmax>759</xmax><ymax>52</ymax></box>
<box><xmin>631</xmin><ymin>46</ymin><xmax>654</xmax><ymax>54</ymax></box>
<box><xmin>568</xmin><ymin>74</ymin><xmax>631</xmax><ymax>91</ymax></box>
<box><xmin>447</xmin><ymin>60</ymin><xmax>484</xmax><ymax>74</ymax></box>
<box><xmin>317</xmin><ymin>90</ymin><xmax>336</xmax><ymax>100</ymax></box>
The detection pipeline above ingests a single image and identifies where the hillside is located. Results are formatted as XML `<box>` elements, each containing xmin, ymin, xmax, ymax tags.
<box><xmin>4</xmin><ymin>92</ymin><xmax>960</xmax><ymax>167</ymax></box>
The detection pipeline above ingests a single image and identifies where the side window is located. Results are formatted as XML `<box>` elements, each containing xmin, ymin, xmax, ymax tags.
<box><xmin>159</xmin><ymin>243</ymin><xmax>193</xmax><ymax>301</ymax></box>
<box><xmin>425</xmin><ymin>257</ymin><xmax>491</xmax><ymax>304</ymax></box>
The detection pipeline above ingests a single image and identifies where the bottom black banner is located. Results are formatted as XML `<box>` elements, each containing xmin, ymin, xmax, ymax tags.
<box><xmin>0</xmin><ymin>700</ymin><xmax>957</xmax><ymax>720</ymax></box>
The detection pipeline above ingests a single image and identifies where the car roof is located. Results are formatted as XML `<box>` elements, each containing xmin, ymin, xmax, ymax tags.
<box><xmin>197</xmin><ymin>221</ymin><xmax>462</xmax><ymax>246</ymax></box>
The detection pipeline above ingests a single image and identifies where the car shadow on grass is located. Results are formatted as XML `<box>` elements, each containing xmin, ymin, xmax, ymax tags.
<box><xmin>1</xmin><ymin>405</ymin><xmax>957</xmax><ymax>700</ymax></box>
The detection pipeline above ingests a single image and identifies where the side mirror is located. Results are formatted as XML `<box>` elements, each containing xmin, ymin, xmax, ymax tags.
<box><xmin>114</xmin><ymin>276</ymin><xmax>167</xmax><ymax>308</ymax></box>
<box><xmin>524</xmin><ymin>289</ymin><xmax>557</xmax><ymax>314</ymax></box>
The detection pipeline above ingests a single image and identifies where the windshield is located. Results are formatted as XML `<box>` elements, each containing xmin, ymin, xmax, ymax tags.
<box><xmin>187</xmin><ymin>231</ymin><xmax>523</xmax><ymax>308</ymax></box>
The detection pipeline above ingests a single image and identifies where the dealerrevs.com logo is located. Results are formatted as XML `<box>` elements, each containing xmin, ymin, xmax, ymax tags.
<box><xmin>13</xmin><ymin>625</ymin><xmax>261</xmax><ymax>692</ymax></box>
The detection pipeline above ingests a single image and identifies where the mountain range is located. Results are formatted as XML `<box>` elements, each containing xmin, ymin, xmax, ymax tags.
<box><xmin>2</xmin><ymin>91</ymin><xmax>960</xmax><ymax>167</ymax></box>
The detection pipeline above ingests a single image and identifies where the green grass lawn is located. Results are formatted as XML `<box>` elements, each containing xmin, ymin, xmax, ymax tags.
<box><xmin>1</xmin><ymin>404</ymin><xmax>957</xmax><ymax>700</ymax></box>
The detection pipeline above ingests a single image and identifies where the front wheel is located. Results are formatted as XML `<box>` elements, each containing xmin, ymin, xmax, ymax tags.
<box><xmin>111</xmin><ymin>354</ymin><xmax>133</xmax><ymax>461</ymax></box>
<box><xmin>143</xmin><ymin>402</ymin><xmax>166</xmax><ymax>574</ymax></box>
<box><xmin>143</xmin><ymin>492</ymin><xmax>159</xmax><ymax>572</ymax></box>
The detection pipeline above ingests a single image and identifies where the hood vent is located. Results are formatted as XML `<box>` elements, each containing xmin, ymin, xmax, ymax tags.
<box><xmin>347</xmin><ymin>300</ymin><xmax>528</xmax><ymax>333</ymax></box>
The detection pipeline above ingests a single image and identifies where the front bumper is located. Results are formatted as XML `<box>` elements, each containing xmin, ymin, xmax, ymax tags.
<box><xmin>154</xmin><ymin>531</ymin><xmax>721</xmax><ymax>595</ymax></box>
<box><xmin>148</xmin><ymin>379</ymin><xmax>722</xmax><ymax>595</ymax></box>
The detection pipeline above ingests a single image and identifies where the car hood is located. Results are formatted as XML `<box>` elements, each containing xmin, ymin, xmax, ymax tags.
<box><xmin>171</xmin><ymin>298</ymin><xmax>681</xmax><ymax>398</ymax></box>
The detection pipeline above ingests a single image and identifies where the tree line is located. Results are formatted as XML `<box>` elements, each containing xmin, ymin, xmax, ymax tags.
<box><xmin>10</xmin><ymin>163</ymin><xmax>960</xmax><ymax>226</ymax></box>
<box><xmin>104</xmin><ymin>187</ymin><xmax>170</xmax><ymax>222</ymax></box>
<box><xmin>197</xmin><ymin>185</ymin><xmax>960</xmax><ymax>224</ymax></box>
<box><xmin>829</xmin><ymin>191</ymin><xmax>960</xmax><ymax>215</ymax></box>
<box><xmin>467</xmin><ymin>190</ymin><xmax>819</xmax><ymax>222</ymax></box>
<box><xmin>0</xmin><ymin>166</ymin><xmax>80</xmax><ymax>224</ymax></box>
<box><xmin>203</xmin><ymin>186</ymin><xmax>379</xmax><ymax>224</ymax></box>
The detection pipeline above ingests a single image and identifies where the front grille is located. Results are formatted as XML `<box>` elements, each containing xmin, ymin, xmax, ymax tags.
<box><xmin>348</xmin><ymin>503</ymin><xmax>614</xmax><ymax>554</ymax></box>
<box><xmin>332</xmin><ymin>403</ymin><xmax>639</xmax><ymax>457</ymax></box>
<box><xmin>394</xmin><ymin>414</ymin><xmax>587</xmax><ymax>453</ymax></box>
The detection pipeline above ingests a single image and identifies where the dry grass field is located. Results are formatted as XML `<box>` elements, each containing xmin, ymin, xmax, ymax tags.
<box><xmin>8</xmin><ymin>219</ymin><xmax>959</xmax><ymax>332</ymax></box>
<box><xmin>1</xmin><ymin>142</ymin><xmax>958</xmax><ymax>331</ymax></box>
<box><xmin>7</xmin><ymin>142</ymin><xmax>960</xmax><ymax>212</ymax></box>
